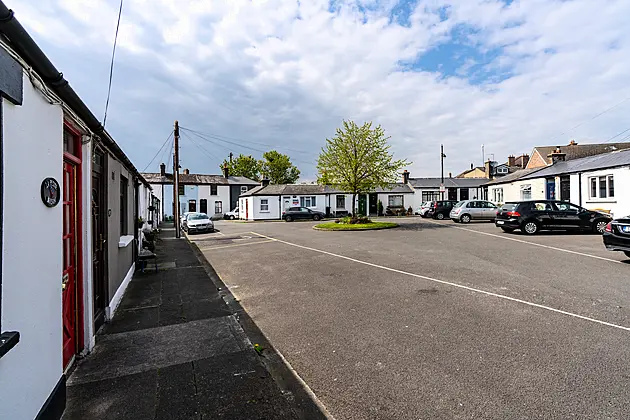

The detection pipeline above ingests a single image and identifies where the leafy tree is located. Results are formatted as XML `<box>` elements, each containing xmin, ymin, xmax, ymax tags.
<box><xmin>221</xmin><ymin>154</ymin><xmax>260</xmax><ymax>180</ymax></box>
<box><xmin>317</xmin><ymin>120</ymin><xmax>409</xmax><ymax>216</ymax></box>
<box><xmin>260</xmin><ymin>150</ymin><xmax>300</xmax><ymax>184</ymax></box>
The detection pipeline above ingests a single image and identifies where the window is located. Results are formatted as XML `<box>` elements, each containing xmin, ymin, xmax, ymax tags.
<box><xmin>336</xmin><ymin>195</ymin><xmax>345</xmax><ymax>209</ymax></box>
<box><xmin>178</xmin><ymin>184</ymin><xmax>185</xmax><ymax>196</ymax></box>
<box><xmin>300</xmin><ymin>196</ymin><xmax>317</xmax><ymax>207</ymax></box>
<box><xmin>299</xmin><ymin>207</ymin><xmax>310</xmax><ymax>212</ymax></box>
<box><xmin>497</xmin><ymin>167</ymin><xmax>508</xmax><ymax>174</ymax></box>
<box><xmin>215</xmin><ymin>201</ymin><xmax>223</xmax><ymax>214</ymax></box>
<box><xmin>422</xmin><ymin>191</ymin><xmax>441</xmax><ymax>202</ymax></box>
<box><xmin>120</xmin><ymin>176</ymin><xmax>128</xmax><ymax>235</ymax></box>
<box><xmin>388</xmin><ymin>195</ymin><xmax>404</xmax><ymax>207</ymax></box>
<box><xmin>493</xmin><ymin>188</ymin><xmax>504</xmax><ymax>203</ymax></box>
<box><xmin>589</xmin><ymin>175</ymin><xmax>615</xmax><ymax>199</ymax></box>
<box><xmin>240</xmin><ymin>186</ymin><xmax>248</xmax><ymax>194</ymax></box>
<box><xmin>555</xmin><ymin>202</ymin><xmax>581</xmax><ymax>213</ymax></box>
<box><xmin>188</xmin><ymin>200</ymin><xmax>197</xmax><ymax>212</ymax></box>
<box><xmin>210</xmin><ymin>185</ymin><xmax>218</xmax><ymax>195</ymax></box>
<box><xmin>520</xmin><ymin>184</ymin><xmax>532</xmax><ymax>200</ymax></box>
<box><xmin>260</xmin><ymin>199</ymin><xmax>269</xmax><ymax>212</ymax></box>
<box><xmin>531</xmin><ymin>202</ymin><xmax>553</xmax><ymax>212</ymax></box>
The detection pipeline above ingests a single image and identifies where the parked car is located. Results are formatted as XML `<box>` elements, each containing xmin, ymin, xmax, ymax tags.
<box><xmin>180</xmin><ymin>212</ymin><xmax>191</xmax><ymax>228</ymax></box>
<box><xmin>416</xmin><ymin>201</ymin><xmax>434</xmax><ymax>217</ymax></box>
<box><xmin>224</xmin><ymin>207</ymin><xmax>239</xmax><ymax>220</ymax></box>
<box><xmin>450</xmin><ymin>200</ymin><xmax>498</xmax><ymax>223</ymax></box>
<box><xmin>183</xmin><ymin>212</ymin><xmax>214</xmax><ymax>233</ymax></box>
<box><xmin>602</xmin><ymin>216</ymin><xmax>630</xmax><ymax>259</ymax></box>
<box><xmin>427</xmin><ymin>200</ymin><xmax>458</xmax><ymax>220</ymax></box>
<box><xmin>494</xmin><ymin>200</ymin><xmax>612</xmax><ymax>235</ymax></box>
<box><xmin>283</xmin><ymin>207</ymin><xmax>325</xmax><ymax>222</ymax></box>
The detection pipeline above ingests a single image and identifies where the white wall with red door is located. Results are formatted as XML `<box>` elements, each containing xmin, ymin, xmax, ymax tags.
<box><xmin>0</xmin><ymin>72</ymin><xmax>65</xmax><ymax>420</ymax></box>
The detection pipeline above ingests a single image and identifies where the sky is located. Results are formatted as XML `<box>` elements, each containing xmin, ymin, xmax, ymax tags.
<box><xmin>11</xmin><ymin>0</ymin><xmax>630</xmax><ymax>180</ymax></box>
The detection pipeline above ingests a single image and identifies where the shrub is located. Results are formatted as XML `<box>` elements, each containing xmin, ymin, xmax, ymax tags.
<box><xmin>407</xmin><ymin>206</ymin><xmax>413</xmax><ymax>216</ymax></box>
<box><xmin>377</xmin><ymin>200</ymin><xmax>384</xmax><ymax>216</ymax></box>
<box><xmin>338</xmin><ymin>215</ymin><xmax>372</xmax><ymax>225</ymax></box>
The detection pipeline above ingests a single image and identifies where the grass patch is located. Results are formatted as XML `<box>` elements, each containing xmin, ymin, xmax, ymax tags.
<box><xmin>314</xmin><ymin>222</ymin><xmax>398</xmax><ymax>231</ymax></box>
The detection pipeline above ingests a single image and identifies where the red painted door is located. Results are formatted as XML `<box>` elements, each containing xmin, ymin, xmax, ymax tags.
<box><xmin>62</xmin><ymin>161</ymin><xmax>78</xmax><ymax>368</ymax></box>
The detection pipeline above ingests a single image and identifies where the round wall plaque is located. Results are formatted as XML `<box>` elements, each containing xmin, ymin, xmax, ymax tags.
<box><xmin>41</xmin><ymin>177</ymin><xmax>61</xmax><ymax>208</ymax></box>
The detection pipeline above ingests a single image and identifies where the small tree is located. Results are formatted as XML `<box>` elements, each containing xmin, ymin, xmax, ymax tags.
<box><xmin>260</xmin><ymin>150</ymin><xmax>300</xmax><ymax>184</ymax></box>
<box><xmin>221</xmin><ymin>154</ymin><xmax>260</xmax><ymax>180</ymax></box>
<box><xmin>317</xmin><ymin>120</ymin><xmax>409</xmax><ymax>218</ymax></box>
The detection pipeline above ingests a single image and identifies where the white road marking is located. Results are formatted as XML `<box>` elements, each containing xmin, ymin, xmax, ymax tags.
<box><xmin>250</xmin><ymin>232</ymin><xmax>630</xmax><ymax>333</ymax></box>
<box><xmin>426</xmin><ymin>220</ymin><xmax>623</xmax><ymax>264</ymax></box>
<box><xmin>198</xmin><ymin>238</ymin><xmax>276</xmax><ymax>251</ymax></box>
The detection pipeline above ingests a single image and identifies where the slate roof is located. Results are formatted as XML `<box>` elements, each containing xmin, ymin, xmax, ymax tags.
<box><xmin>533</xmin><ymin>142</ymin><xmax>630</xmax><ymax>165</ymax></box>
<box><xmin>520</xmin><ymin>148</ymin><xmax>630</xmax><ymax>180</ymax></box>
<box><xmin>241</xmin><ymin>183</ymin><xmax>414</xmax><ymax>196</ymax></box>
<box><xmin>484</xmin><ymin>168</ymin><xmax>545</xmax><ymax>186</ymax></box>
<box><xmin>408</xmin><ymin>178</ymin><xmax>488</xmax><ymax>189</ymax></box>
<box><xmin>141</xmin><ymin>173</ymin><xmax>258</xmax><ymax>185</ymax></box>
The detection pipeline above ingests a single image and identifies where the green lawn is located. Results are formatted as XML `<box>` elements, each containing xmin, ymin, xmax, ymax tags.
<box><xmin>314</xmin><ymin>222</ymin><xmax>398</xmax><ymax>231</ymax></box>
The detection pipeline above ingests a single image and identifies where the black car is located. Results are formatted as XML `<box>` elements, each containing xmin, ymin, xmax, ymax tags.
<box><xmin>427</xmin><ymin>200</ymin><xmax>458</xmax><ymax>220</ymax></box>
<box><xmin>602</xmin><ymin>216</ymin><xmax>630</xmax><ymax>258</ymax></box>
<box><xmin>283</xmin><ymin>207</ymin><xmax>325</xmax><ymax>222</ymax></box>
<box><xmin>495</xmin><ymin>200</ymin><xmax>612</xmax><ymax>235</ymax></box>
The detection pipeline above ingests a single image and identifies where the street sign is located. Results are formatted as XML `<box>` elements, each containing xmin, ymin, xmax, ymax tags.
<box><xmin>439</xmin><ymin>184</ymin><xmax>446</xmax><ymax>193</ymax></box>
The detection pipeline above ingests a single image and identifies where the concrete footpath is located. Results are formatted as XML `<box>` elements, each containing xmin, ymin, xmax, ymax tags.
<box><xmin>63</xmin><ymin>223</ymin><xmax>326</xmax><ymax>420</ymax></box>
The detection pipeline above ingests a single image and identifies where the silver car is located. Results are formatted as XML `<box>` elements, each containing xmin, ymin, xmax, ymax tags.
<box><xmin>450</xmin><ymin>200</ymin><xmax>498</xmax><ymax>223</ymax></box>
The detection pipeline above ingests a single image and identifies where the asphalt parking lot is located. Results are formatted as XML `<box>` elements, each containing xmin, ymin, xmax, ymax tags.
<box><xmin>189</xmin><ymin>218</ymin><xmax>630</xmax><ymax>420</ymax></box>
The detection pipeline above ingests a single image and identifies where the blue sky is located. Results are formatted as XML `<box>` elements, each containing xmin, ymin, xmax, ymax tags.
<box><xmin>11</xmin><ymin>0</ymin><xmax>630</xmax><ymax>180</ymax></box>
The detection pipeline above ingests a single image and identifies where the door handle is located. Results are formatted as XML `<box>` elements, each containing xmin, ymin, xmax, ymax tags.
<box><xmin>62</xmin><ymin>273</ymin><xmax>69</xmax><ymax>291</ymax></box>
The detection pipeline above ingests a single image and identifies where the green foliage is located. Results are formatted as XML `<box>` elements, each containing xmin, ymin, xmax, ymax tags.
<box><xmin>253</xmin><ymin>343</ymin><xmax>264</xmax><ymax>355</ymax></box>
<box><xmin>221</xmin><ymin>154</ymin><xmax>261</xmax><ymax>181</ymax></box>
<box><xmin>317</xmin><ymin>120</ymin><xmax>409</xmax><ymax>213</ymax></box>
<box><xmin>377</xmin><ymin>200</ymin><xmax>384</xmax><ymax>216</ymax></box>
<box><xmin>260</xmin><ymin>150</ymin><xmax>300</xmax><ymax>184</ymax></box>
<box><xmin>315</xmin><ymin>221</ymin><xmax>398</xmax><ymax>231</ymax></box>
<box><xmin>339</xmin><ymin>215</ymin><xmax>371</xmax><ymax>224</ymax></box>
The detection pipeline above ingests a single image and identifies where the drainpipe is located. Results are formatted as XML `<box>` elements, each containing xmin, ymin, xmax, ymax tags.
<box><xmin>578</xmin><ymin>172</ymin><xmax>583</xmax><ymax>207</ymax></box>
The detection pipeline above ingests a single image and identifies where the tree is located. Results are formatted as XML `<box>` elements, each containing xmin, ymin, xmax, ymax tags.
<box><xmin>259</xmin><ymin>150</ymin><xmax>300</xmax><ymax>184</ymax></box>
<box><xmin>221</xmin><ymin>154</ymin><xmax>260</xmax><ymax>180</ymax></box>
<box><xmin>317</xmin><ymin>120</ymin><xmax>409</xmax><ymax>216</ymax></box>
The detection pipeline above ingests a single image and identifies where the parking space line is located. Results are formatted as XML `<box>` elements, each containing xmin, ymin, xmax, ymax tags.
<box><xmin>250</xmin><ymin>231</ymin><xmax>630</xmax><ymax>333</ymax></box>
<box><xmin>426</xmin><ymin>220</ymin><xmax>623</xmax><ymax>264</ymax></box>
<box><xmin>197</xmin><ymin>238</ymin><xmax>276</xmax><ymax>251</ymax></box>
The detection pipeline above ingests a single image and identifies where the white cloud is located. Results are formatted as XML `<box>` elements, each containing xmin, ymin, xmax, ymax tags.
<box><xmin>10</xmin><ymin>0</ymin><xmax>630</xmax><ymax>177</ymax></box>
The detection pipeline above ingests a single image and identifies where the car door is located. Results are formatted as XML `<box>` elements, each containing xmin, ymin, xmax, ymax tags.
<box><xmin>465</xmin><ymin>201</ymin><xmax>479</xmax><ymax>219</ymax></box>
<box><xmin>299</xmin><ymin>207</ymin><xmax>310</xmax><ymax>219</ymax></box>
<box><xmin>482</xmin><ymin>201</ymin><xmax>498</xmax><ymax>220</ymax></box>
<box><xmin>554</xmin><ymin>202</ymin><xmax>585</xmax><ymax>229</ymax></box>
<box><xmin>530</xmin><ymin>202</ymin><xmax>555</xmax><ymax>228</ymax></box>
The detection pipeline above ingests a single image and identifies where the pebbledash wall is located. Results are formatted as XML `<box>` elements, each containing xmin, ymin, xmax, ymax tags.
<box><xmin>0</xmin><ymin>68</ymin><xmax>65</xmax><ymax>419</ymax></box>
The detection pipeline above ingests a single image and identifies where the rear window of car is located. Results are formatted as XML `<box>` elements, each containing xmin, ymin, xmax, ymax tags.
<box><xmin>500</xmin><ymin>203</ymin><xmax>518</xmax><ymax>211</ymax></box>
<box><xmin>453</xmin><ymin>201</ymin><xmax>465</xmax><ymax>208</ymax></box>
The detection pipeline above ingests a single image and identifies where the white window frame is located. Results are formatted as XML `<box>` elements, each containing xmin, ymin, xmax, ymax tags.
<box><xmin>300</xmin><ymin>196</ymin><xmax>317</xmax><ymax>208</ymax></box>
<box><xmin>493</xmin><ymin>187</ymin><xmax>504</xmax><ymax>203</ymax></box>
<box><xmin>421</xmin><ymin>191</ymin><xmax>440</xmax><ymax>202</ymax></box>
<box><xmin>260</xmin><ymin>199</ymin><xmax>269</xmax><ymax>212</ymax></box>
<box><xmin>336</xmin><ymin>195</ymin><xmax>345</xmax><ymax>209</ymax></box>
<box><xmin>588</xmin><ymin>175</ymin><xmax>615</xmax><ymax>200</ymax></box>
<box><xmin>240</xmin><ymin>186</ymin><xmax>248</xmax><ymax>194</ymax></box>
<box><xmin>496</xmin><ymin>167</ymin><xmax>508</xmax><ymax>174</ymax></box>
<box><xmin>388</xmin><ymin>195</ymin><xmax>404</xmax><ymax>207</ymax></box>
<box><xmin>214</xmin><ymin>201</ymin><xmax>223</xmax><ymax>214</ymax></box>
<box><xmin>520</xmin><ymin>184</ymin><xmax>532</xmax><ymax>200</ymax></box>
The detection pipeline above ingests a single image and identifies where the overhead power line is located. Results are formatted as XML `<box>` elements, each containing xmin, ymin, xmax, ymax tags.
<box><xmin>142</xmin><ymin>131</ymin><xmax>173</xmax><ymax>172</ymax></box>
<box><xmin>181</xmin><ymin>131</ymin><xmax>223</xmax><ymax>162</ymax></box>
<box><xmin>603</xmin><ymin>126</ymin><xmax>630</xmax><ymax>143</ymax></box>
<box><xmin>102</xmin><ymin>0</ymin><xmax>124</xmax><ymax>128</ymax></box>
<box><xmin>158</xmin><ymin>133</ymin><xmax>175</xmax><ymax>170</ymax></box>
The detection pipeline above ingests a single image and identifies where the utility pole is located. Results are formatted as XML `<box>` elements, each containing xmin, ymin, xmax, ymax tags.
<box><xmin>174</xmin><ymin>120</ymin><xmax>181</xmax><ymax>238</ymax></box>
<box><xmin>229</xmin><ymin>152</ymin><xmax>233</xmax><ymax>163</ymax></box>
<box><xmin>440</xmin><ymin>144</ymin><xmax>446</xmax><ymax>200</ymax></box>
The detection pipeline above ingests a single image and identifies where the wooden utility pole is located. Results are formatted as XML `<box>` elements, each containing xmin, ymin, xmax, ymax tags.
<box><xmin>440</xmin><ymin>144</ymin><xmax>446</xmax><ymax>201</ymax></box>
<box><xmin>174</xmin><ymin>120</ymin><xmax>181</xmax><ymax>238</ymax></box>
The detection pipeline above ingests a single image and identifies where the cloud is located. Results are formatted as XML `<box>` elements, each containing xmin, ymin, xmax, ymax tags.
<box><xmin>10</xmin><ymin>0</ymin><xmax>630</xmax><ymax>179</ymax></box>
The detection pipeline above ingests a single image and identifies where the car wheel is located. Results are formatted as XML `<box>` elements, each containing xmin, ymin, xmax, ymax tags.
<box><xmin>460</xmin><ymin>214</ymin><xmax>471</xmax><ymax>224</ymax></box>
<box><xmin>593</xmin><ymin>220</ymin><xmax>608</xmax><ymax>234</ymax></box>
<box><xmin>501</xmin><ymin>227</ymin><xmax>514</xmax><ymax>233</ymax></box>
<box><xmin>313</xmin><ymin>214</ymin><xmax>321</xmax><ymax>221</ymax></box>
<box><xmin>436</xmin><ymin>213</ymin><xmax>445</xmax><ymax>220</ymax></box>
<box><xmin>230</xmin><ymin>215</ymin><xmax>235</xmax><ymax>220</ymax></box>
<box><xmin>285</xmin><ymin>215</ymin><xmax>292</xmax><ymax>222</ymax></box>
<box><xmin>522</xmin><ymin>221</ymin><xmax>539</xmax><ymax>235</ymax></box>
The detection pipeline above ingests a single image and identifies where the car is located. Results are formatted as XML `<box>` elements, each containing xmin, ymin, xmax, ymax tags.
<box><xmin>183</xmin><ymin>212</ymin><xmax>214</xmax><ymax>233</ymax></box>
<box><xmin>602</xmin><ymin>216</ymin><xmax>630</xmax><ymax>259</ymax></box>
<box><xmin>283</xmin><ymin>207</ymin><xmax>325</xmax><ymax>222</ymax></box>
<box><xmin>416</xmin><ymin>201</ymin><xmax>434</xmax><ymax>217</ymax></box>
<box><xmin>180</xmin><ymin>211</ymin><xmax>192</xmax><ymax>228</ymax></box>
<box><xmin>494</xmin><ymin>200</ymin><xmax>612</xmax><ymax>235</ymax></box>
<box><xmin>450</xmin><ymin>200</ymin><xmax>498</xmax><ymax>223</ymax></box>
<box><xmin>427</xmin><ymin>200</ymin><xmax>458</xmax><ymax>220</ymax></box>
<box><xmin>224</xmin><ymin>207</ymin><xmax>239</xmax><ymax>220</ymax></box>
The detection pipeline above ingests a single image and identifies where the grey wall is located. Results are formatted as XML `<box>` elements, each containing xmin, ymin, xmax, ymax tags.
<box><xmin>107</xmin><ymin>155</ymin><xmax>135</xmax><ymax>300</ymax></box>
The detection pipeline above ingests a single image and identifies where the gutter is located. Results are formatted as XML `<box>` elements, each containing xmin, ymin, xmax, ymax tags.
<box><xmin>0</xmin><ymin>2</ymin><xmax>147</xmax><ymax>185</ymax></box>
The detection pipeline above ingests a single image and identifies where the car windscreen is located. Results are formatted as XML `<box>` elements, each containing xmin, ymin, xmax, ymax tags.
<box><xmin>453</xmin><ymin>201</ymin><xmax>465</xmax><ymax>208</ymax></box>
<box><xmin>188</xmin><ymin>214</ymin><xmax>209</xmax><ymax>221</ymax></box>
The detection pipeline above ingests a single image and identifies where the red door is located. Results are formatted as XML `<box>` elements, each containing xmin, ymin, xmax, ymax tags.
<box><xmin>62</xmin><ymin>161</ymin><xmax>78</xmax><ymax>368</ymax></box>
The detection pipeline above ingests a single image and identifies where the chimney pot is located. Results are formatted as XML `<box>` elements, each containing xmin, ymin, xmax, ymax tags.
<box><xmin>547</xmin><ymin>148</ymin><xmax>566</xmax><ymax>164</ymax></box>
<box><xmin>507</xmin><ymin>155</ymin><xmax>516</xmax><ymax>167</ymax></box>
<box><xmin>470</xmin><ymin>163</ymin><xmax>474</xmax><ymax>170</ymax></box>
<box><xmin>521</xmin><ymin>154</ymin><xmax>530</xmax><ymax>168</ymax></box>
<box><xmin>448</xmin><ymin>172</ymin><xmax>452</xmax><ymax>178</ymax></box>
<box><xmin>160</xmin><ymin>163</ymin><xmax>166</xmax><ymax>176</ymax></box>
<box><xmin>222</xmin><ymin>163</ymin><xmax>229</xmax><ymax>178</ymax></box>
<box><xmin>402</xmin><ymin>170</ymin><xmax>410</xmax><ymax>184</ymax></box>
<box><xmin>569</xmin><ymin>140</ymin><xmax>578</xmax><ymax>146</ymax></box>
<box><xmin>183</xmin><ymin>168</ymin><xmax>190</xmax><ymax>175</ymax></box>
<box><xmin>261</xmin><ymin>178</ymin><xmax>270</xmax><ymax>187</ymax></box>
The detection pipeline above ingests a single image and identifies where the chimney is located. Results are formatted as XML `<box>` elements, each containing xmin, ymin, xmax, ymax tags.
<box><xmin>448</xmin><ymin>172</ymin><xmax>452</xmax><ymax>178</ymax></box>
<box><xmin>222</xmin><ymin>163</ymin><xmax>229</xmax><ymax>178</ymax></box>
<box><xmin>548</xmin><ymin>147</ymin><xmax>566</xmax><ymax>164</ymax></box>
<box><xmin>507</xmin><ymin>155</ymin><xmax>516</xmax><ymax>167</ymax></box>
<box><xmin>470</xmin><ymin>163</ymin><xmax>474</xmax><ymax>170</ymax></box>
<box><xmin>402</xmin><ymin>170</ymin><xmax>410</xmax><ymax>184</ymax></box>
<box><xmin>521</xmin><ymin>154</ymin><xmax>530</xmax><ymax>168</ymax></box>
<box><xmin>261</xmin><ymin>179</ymin><xmax>270</xmax><ymax>187</ymax></box>
<box><xmin>183</xmin><ymin>168</ymin><xmax>190</xmax><ymax>175</ymax></box>
<box><xmin>568</xmin><ymin>140</ymin><xmax>578</xmax><ymax>146</ymax></box>
<box><xmin>484</xmin><ymin>160</ymin><xmax>493</xmax><ymax>179</ymax></box>
<box><xmin>160</xmin><ymin>163</ymin><xmax>166</xmax><ymax>176</ymax></box>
